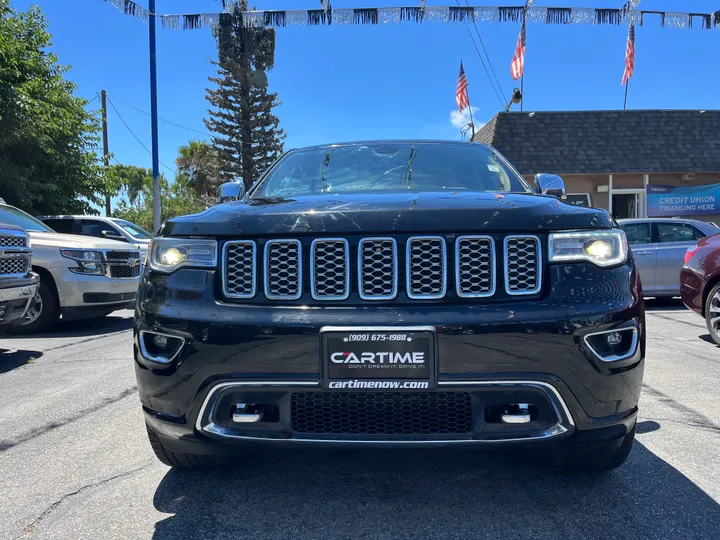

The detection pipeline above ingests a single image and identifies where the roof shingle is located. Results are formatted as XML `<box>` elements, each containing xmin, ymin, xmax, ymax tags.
<box><xmin>473</xmin><ymin>110</ymin><xmax>720</xmax><ymax>174</ymax></box>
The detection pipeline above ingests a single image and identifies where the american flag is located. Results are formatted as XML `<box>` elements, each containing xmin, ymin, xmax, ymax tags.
<box><xmin>456</xmin><ymin>61</ymin><xmax>469</xmax><ymax>111</ymax></box>
<box><xmin>622</xmin><ymin>24</ymin><xmax>635</xmax><ymax>85</ymax></box>
<box><xmin>510</xmin><ymin>12</ymin><xmax>527</xmax><ymax>80</ymax></box>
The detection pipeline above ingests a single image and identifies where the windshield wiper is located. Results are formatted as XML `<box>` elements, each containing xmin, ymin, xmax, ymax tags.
<box><xmin>320</xmin><ymin>148</ymin><xmax>335</xmax><ymax>192</ymax></box>
<box><xmin>403</xmin><ymin>142</ymin><xmax>418</xmax><ymax>190</ymax></box>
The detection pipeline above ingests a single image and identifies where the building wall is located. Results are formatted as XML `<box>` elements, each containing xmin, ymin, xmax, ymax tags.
<box><xmin>522</xmin><ymin>171</ymin><xmax>720</xmax><ymax>223</ymax></box>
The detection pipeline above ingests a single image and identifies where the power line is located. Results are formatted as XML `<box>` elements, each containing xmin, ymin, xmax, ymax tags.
<box><xmin>672</xmin><ymin>80</ymin><xmax>720</xmax><ymax>107</ymax></box>
<box><xmin>454</xmin><ymin>1</ymin><xmax>506</xmax><ymax>107</ymax></box>
<box><xmin>107</xmin><ymin>94</ymin><xmax>213</xmax><ymax>138</ymax></box>
<box><xmin>463</xmin><ymin>0</ymin><xmax>506</xmax><ymax>102</ymax></box>
<box><xmin>105</xmin><ymin>98</ymin><xmax>177</xmax><ymax>175</ymax></box>
<box><xmin>87</xmin><ymin>92</ymin><xmax>101</xmax><ymax>105</ymax></box>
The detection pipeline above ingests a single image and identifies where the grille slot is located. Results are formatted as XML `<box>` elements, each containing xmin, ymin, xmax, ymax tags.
<box><xmin>358</xmin><ymin>237</ymin><xmax>397</xmax><ymax>300</ymax></box>
<box><xmin>0</xmin><ymin>256</ymin><xmax>29</xmax><ymax>276</ymax></box>
<box><xmin>311</xmin><ymin>239</ymin><xmax>349</xmax><ymax>300</ymax></box>
<box><xmin>109</xmin><ymin>265</ymin><xmax>141</xmax><ymax>278</ymax></box>
<box><xmin>0</xmin><ymin>235</ymin><xmax>27</xmax><ymax>248</ymax></box>
<box><xmin>291</xmin><ymin>392</ymin><xmax>473</xmax><ymax>435</ymax></box>
<box><xmin>406</xmin><ymin>236</ymin><xmax>446</xmax><ymax>299</ymax></box>
<box><xmin>264</xmin><ymin>239</ymin><xmax>302</xmax><ymax>300</ymax></box>
<box><xmin>456</xmin><ymin>236</ymin><xmax>495</xmax><ymax>298</ymax></box>
<box><xmin>224</xmin><ymin>241</ymin><xmax>256</xmax><ymax>298</ymax></box>
<box><xmin>106</xmin><ymin>251</ymin><xmax>138</xmax><ymax>261</ymax></box>
<box><xmin>504</xmin><ymin>235</ymin><xmax>541</xmax><ymax>295</ymax></box>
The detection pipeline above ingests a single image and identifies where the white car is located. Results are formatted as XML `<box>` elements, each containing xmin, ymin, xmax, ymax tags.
<box><xmin>37</xmin><ymin>215</ymin><xmax>151</xmax><ymax>260</ymax></box>
<box><xmin>0</xmin><ymin>203</ymin><xmax>141</xmax><ymax>333</ymax></box>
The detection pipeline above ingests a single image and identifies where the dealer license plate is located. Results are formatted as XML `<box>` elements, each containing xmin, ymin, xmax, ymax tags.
<box><xmin>320</xmin><ymin>326</ymin><xmax>436</xmax><ymax>390</ymax></box>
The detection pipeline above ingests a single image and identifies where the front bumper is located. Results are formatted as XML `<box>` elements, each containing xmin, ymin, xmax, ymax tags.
<box><xmin>53</xmin><ymin>267</ymin><xmax>139</xmax><ymax>309</ymax></box>
<box><xmin>0</xmin><ymin>274</ymin><xmax>40</xmax><ymax>326</ymax></box>
<box><xmin>135</xmin><ymin>261</ymin><xmax>645</xmax><ymax>451</ymax></box>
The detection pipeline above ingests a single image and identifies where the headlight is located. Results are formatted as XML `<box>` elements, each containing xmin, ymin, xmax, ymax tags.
<box><xmin>148</xmin><ymin>238</ymin><xmax>217</xmax><ymax>273</ymax></box>
<box><xmin>60</xmin><ymin>249</ymin><xmax>105</xmax><ymax>275</ymax></box>
<box><xmin>548</xmin><ymin>230</ymin><xmax>628</xmax><ymax>267</ymax></box>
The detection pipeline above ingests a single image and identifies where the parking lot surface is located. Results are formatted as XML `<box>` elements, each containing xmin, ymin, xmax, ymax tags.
<box><xmin>1</xmin><ymin>302</ymin><xmax>719</xmax><ymax>540</ymax></box>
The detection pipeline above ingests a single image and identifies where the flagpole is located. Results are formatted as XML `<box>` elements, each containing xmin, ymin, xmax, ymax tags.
<box><xmin>520</xmin><ymin>76</ymin><xmax>524</xmax><ymax>112</ymax></box>
<box><xmin>467</xmin><ymin>99</ymin><xmax>476</xmax><ymax>139</ymax></box>
<box><xmin>623</xmin><ymin>80</ymin><xmax>629</xmax><ymax>110</ymax></box>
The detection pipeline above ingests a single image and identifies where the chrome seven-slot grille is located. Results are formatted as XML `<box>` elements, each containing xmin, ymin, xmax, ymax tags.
<box><xmin>223</xmin><ymin>235</ymin><xmax>541</xmax><ymax>301</ymax></box>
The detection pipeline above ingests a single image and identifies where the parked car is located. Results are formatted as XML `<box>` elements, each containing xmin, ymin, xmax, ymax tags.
<box><xmin>618</xmin><ymin>218</ymin><xmax>719</xmax><ymax>297</ymax></box>
<box><xmin>0</xmin><ymin>224</ymin><xmax>39</xmax><ymax>330</ymax></box>
<box><xmin>680</xmin><ymin>233</ymin><xmax>720</xmax><ymax>343</ymax></box>
<box><xmin>37</xmin><ymin>215</ymin><xmax>151</xmax><ymax>259</ymax></box>
<box><xmin>0</xmin><ymin>202</ymin><xmax>141</xmax><ymax>333</ymax></box>
<box><xmin>136</xmin><ymin>140</ymin><xmax>644</xmax><ymax>472</ymax></box>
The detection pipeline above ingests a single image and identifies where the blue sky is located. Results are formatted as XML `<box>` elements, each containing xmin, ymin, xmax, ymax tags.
<box><xmin>11</xmin><ymin>0</ymin><xmax>719</xmax><ymax>185</ymax></box>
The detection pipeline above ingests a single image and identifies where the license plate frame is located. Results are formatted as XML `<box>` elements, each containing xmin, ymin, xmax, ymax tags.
<box><xmin>319</xmin><ymin>326</ymin><xmax>437</xmax><ymax>391</ymax></box>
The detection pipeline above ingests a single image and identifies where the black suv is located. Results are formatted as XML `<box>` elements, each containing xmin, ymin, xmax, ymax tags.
<box><xmin>135</xmin><ymin>141</ymin><xmax>644</xmax><ymax>471</ymax></box>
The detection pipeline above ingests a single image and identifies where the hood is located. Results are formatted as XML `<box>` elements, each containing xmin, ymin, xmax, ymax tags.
<box><xmin>161</xmin><ymin>192</ymin><xmax>613</xmax><ymax>237</ymax></box>
<box><xmin>28</xmin><ymin>231</ymin><xmax>140</xmax><ymax>250</ymax></box>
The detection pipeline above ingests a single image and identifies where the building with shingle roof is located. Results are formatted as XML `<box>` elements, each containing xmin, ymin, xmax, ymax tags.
<box><xmin>473</xmin><ymin>110</ymin><xmax>720</xmax><ymax>220</ymax></box>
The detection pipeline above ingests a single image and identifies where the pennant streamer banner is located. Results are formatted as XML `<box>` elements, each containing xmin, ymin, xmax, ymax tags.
<box><xmin>102</xmin><ymin>1</ymin><xmax>720</xmax><ymax>31</ymax></box>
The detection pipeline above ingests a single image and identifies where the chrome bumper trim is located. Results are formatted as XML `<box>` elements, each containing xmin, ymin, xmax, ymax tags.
<box><xmin>195</xmin><ymin>379</ymin><xmax>575</xmax><ymax>444</ymax></box>
<box><xmin>0</xmin><ymin>283</ymin><xmax>38</xmax><ymax>303</ymax></box>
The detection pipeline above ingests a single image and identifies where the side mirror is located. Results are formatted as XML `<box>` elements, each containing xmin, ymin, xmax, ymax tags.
<box><xmin>215</xmin><ymin>181</ymin><xmax>246</xmax><ymax>205</ymax></box>
<box><xmin>534</xmin><ymin>174</ymin><xmax>566</xmax><ymax>199</ymax></box>
<box><xmin>101</xmin><ymin>230</ymin><xmax>127</xmax><ymax>242</ymax></box>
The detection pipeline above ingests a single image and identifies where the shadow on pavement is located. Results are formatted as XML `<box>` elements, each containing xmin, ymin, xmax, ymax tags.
<box><xmin>8</xmin><ymin>313</ymin><xmax>133</xmax><ymax>339</ymax></box>
<box><xmin>699</xmin><ymin>334</ymin><xmax>719</xmax><ymax>346</ymax></box>
<box><xmin>644</xmin><ymin>297</ymin><xmax>688</xmax><ymax>311</ymax></box>
<box><xmin>151</xmin><ymin>442</ymin><xmax>720</xmax><ymax>539</ymax></box>
<box><xmin>0</xmin><ymin>349</ymin><xmax>43</xmax><ymax>374</ymax></box>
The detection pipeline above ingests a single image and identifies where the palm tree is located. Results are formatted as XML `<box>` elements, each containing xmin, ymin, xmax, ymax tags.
<box><xmin>175</xmin><ymin>140</ymin><xmax>221</xmax><ymax>198</ymax></box>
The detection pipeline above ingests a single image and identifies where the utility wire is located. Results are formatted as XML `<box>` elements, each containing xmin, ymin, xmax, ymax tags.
<box><xmin>87</xmin><ymin>92</ymin><xmax>101</xmax><ymax>105</ymax></box>
<box><xmin>672</xmin><ymin>80</ymin><xmax>720</xmax><ymax>107</ymax></box>
<box><xmin>107</xmin><ymin>94</ymin><xmax>213</xmax><ymax>138</ymax></box>
<box><xmin>463</xmin><ymin>0</ymin><xmax>506</xmax><ymax>102</ymax></box>
<box><xmin>106</xmin><ymin>98</ymin><xmax>177</xmax><ymax>175</ymax></box>
<box><xmin>455</xmin><ymin>1</ymin><xmax>506</xmax><ymax>107</ymax></box>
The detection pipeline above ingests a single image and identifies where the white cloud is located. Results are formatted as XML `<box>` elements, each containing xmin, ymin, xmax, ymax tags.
<box><xmin>449</xmin><ymin>106</ymin><xmax>481</xmax><ymax>130</ymax></box>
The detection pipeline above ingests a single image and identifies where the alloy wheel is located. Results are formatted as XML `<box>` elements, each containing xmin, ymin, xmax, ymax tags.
<box><xmin>23</xmin><ymin>293</ymin><xmax>43</xmax><ymax>325</ymax></box>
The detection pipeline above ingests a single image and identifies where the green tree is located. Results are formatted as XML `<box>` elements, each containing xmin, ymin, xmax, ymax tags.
<box><xmin>113</xmin><ymin>173</ymin><xmax>207</xmax><ymax>233</ymax></box>
<box><xmin>0</xmin><ymin>1</ymin><xmax>102</xmax><ymax>215</ymax></box>
<box><xmin>99</xmin><ymin>163</ymin><xmax>151</xmax><ymax>211</ymax></box>
<box><xmin>205</xmin><ymin>1</ymin><xmax>285</xmax><ymax>190</ymax></box>
<box><xmin>175</xmin><ymin>140</ymin><xmax>221</xmax><ymax>198</ymax></box>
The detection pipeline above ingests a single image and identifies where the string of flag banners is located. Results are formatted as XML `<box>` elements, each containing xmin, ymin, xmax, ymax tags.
<box><xmin>101</xmin><ymin>0</ymin><xmax>720</xmax><ymax>31</ymax></box>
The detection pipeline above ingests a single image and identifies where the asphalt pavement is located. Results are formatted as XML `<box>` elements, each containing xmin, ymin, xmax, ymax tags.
<box><xmin>1</xmin><ymin>302</ymin><xmax>719</xmax><ymax>540</ymax></box>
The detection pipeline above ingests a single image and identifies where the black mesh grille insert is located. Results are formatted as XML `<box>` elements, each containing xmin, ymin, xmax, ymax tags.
<box><xmin>291</xmin><ymin>392</ymin><xmax>473</xmax><ymax>435</ymax></box>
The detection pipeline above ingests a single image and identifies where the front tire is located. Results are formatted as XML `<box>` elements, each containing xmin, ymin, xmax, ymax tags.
<box><xmin>146</xmin><ymin>425</ymin><xmax>230</xmax><ymax>470</ymax></box>
<box><xmin>705</xmin><ymin>283</ymin><xmax>720</xmax><ymax>345</ymax></box>
<box><xmin>13</xmin><ymin>280</ymin><xmax>59</xmax><ymax>334</ymax></box>
<box><xmin>563</xmin><ymin>426</ymin><xmax>635</xmax><ymax>472</ymax></box>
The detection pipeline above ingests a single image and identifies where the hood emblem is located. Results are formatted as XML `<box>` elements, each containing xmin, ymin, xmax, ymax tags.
<box><xmin>127</xmin><ymin>258</ymin><xmax>139</xmax><ymax>268</ymax></box>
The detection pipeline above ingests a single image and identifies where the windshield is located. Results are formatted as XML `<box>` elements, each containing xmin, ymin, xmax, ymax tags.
<box><xmin>251</xmin><ymin>143</ymin><xmax>529</xmax><ymax>198</ymax></box>
<box><xmin>112</xmin><ymin>219</ymin><xmax>152</xmax><ymax>239</ymax></box>
<box><xmin>0</xmin><ymin>205</ymin><xmax>54</xmax><ymax>232</ymax></box>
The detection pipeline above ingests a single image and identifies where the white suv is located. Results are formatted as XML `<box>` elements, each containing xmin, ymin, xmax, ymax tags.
<box><xmin>0</xmin><ymin>203</ymin><xmax>141</xmax><ymax>333</ymax></box>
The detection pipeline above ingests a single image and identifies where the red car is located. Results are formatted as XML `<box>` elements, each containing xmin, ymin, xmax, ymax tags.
<box><xmin>680</xmin><ymin>233</ymin><xmax>720</xmax><ymax>344</ymax></box>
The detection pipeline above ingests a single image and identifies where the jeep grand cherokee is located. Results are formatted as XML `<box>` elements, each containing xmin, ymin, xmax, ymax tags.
<box><xmin>135</xmin><ymin>141</ymin><xmax>644</xmax><ymax>472</ymax></box>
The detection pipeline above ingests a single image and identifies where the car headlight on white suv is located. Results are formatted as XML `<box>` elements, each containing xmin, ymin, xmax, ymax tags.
<box><xmin>60</xmin><ymin>249</ymin><xmax>105</xmax><ymax>275</ymax></box>
<box><xmin>148</xmin><ymin>238</ymin><xmax>217</xmax><ymax>273</ymax></box>
<box><xmin>548</xmin><ymin>230</ymin><xmax>628</xmax><ymax>267</ymax></box>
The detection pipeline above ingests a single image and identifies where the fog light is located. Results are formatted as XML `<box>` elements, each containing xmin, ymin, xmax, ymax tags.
<box><xmin>583</xmin><ymin>327</ymin><xmax>638</xmax><ymax>363</ymax></box>
<box><xmin>139</xmin><ymin>330</ymin><xmax>185</xmax><ymax>364</ymax></box>
<box><xmin>606</xmin><ymin>332</ymin><xmax>622</xmax><ymax>346</ymax></box>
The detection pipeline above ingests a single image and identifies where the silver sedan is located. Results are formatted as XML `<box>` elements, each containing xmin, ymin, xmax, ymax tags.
<box><xmin>618</xmin><ymin>218</ymin><xmax>719</xmax><ymax>297</ymax></box>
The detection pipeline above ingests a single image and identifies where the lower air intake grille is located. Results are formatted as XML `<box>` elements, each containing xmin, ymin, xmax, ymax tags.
<box><xmin>505</xmin><ymin>235</ymin><xmax>541</xmax><ymax>295</ymax></box>
<box><xmin>291</xmin><ymin>392</ymin><xmax>473</xmax><ymax>435</ymax></box>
